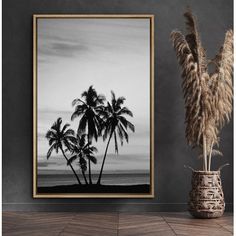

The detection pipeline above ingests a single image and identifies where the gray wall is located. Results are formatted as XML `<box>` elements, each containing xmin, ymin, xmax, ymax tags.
<box><xmin>3</xmin><ymin>0</ymin><xmax>233</xmax><ymax>211</ymax></box>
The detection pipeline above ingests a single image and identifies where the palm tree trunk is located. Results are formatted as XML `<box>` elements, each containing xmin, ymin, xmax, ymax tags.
<box><xmin>88</xmin><ymin>159</ymin><xmax>93</xmax><ymax>184</ymax></box>
<box><xmin>97</xmin><ymin>131</ymin><xmax>113</xmax><ymax>185</ymax></box>
<box><xmin>87</xmin><ymin>144</ymin><xmax>92</xmax><ymax>185</ymax></box>
<box><xmin>82</xmin><ymin>170</ymin><xmax>88</xmax><ymax>185</ymax></box>
<box><xmin>86</xmin><ymin>135</ymin><xmax>93</xmax><ymax>184</ymax></box>
<box><xmin>60</xmin><ymin>147</ymin><xmax>81</xmax><ymax>185</ymax></box>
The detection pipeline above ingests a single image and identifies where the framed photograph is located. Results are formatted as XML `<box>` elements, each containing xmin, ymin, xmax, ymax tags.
<box><xmin>33</xmin><ymin>15</ymin><xmax>154</xmax><ymax>198</ymax></box>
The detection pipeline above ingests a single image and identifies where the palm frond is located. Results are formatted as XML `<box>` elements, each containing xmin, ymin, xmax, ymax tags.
<box><xmin>87</xmin><ymin>155</ymin><xmax>97</xmax><ymax>164</ymax></box>
<box><xmin>117</xmin><ymin>125</ymin><xmax>124</xmax><ymax>145</ymax></box>
<box><xmin>103</xmin><ymin>122</ymin><xmax>113</xmax><ymax>141</ymax></box>
<box><xmin>78</xmin><ymin>134</ymin><xmax>87</xmax><ymax>147</ymax></box>
<box><xmin>71</xmin><ymin>104</ymin><xmax>87</xmax><ymax>121</ymax></box>
<box><xmin>61</xmin><ymin>123</ymin><xmax>70</xmax><ymax>134</ymax></box>
<box><xmin>45</xmin><ymin>130</ymin><xmax>56</xmax><ymax>140</ymax></box>
<box><xmin>111</xmin><ymin>90</ymin><xmax>116</xmax><ymax>102</ymax></box>
<box><xmin>79</xmin><ymin>156</ymin><xmax>87</xmax><ymax>171</ymax></box>
<box><xmin>63</xmin><ymin>139</ymin><xmax>73</xmax><ymax>152</ymax></box>
<box><xmin>67</xmin><ymin>155</ymin><xmax>78</xmax><ymax>165</ymax></box>
<box><xmin>55</xmin><ymin>143</ymin><xmax>60</xmax><ymax>154</ymax></box>
<box><xmin>46</xmin><ymin>144</ymin><xmax>55</xmax><ymax>159</ymax></box>
<box><xmin>78</xmin><ymin>115</ymin><xmax>87</xmax><ymax>135</ymax></box>
<box><xmin>118</xmin><ymin>116</ymin><xmax>135</xmax><ymax>132</ymax></box>
<box><xmin>119</xmin><ymin>123</ymin><xmax>129</xmax><ymax>143</ymax></box>
<box><xmin>64</xmin><ymin>128</ymin><xmax>75</xmax><ymax>137</ymax></box>
<box><xmin>87</xmin><ymin>117</ymin><xmax>98</xmax><ymax>141</ymax></box>
<box><xmin>51</xmin><ymin>117</ymin><xmax>62</xmax><ymax>133</ymax></box>
<box><xmin>89</xmin><ymin>146</ymin><xmax>98</xmax><ymax>153</ymax></box>
<box><xmin>96</xmin><ymin>94</ymin><xmax>106</xmax><ymax>104</ymax></box>
<box><xmin>72</xmin><ymin>98</ymin><xmax>86</xmax><ymax>107</ymax></box>
<box><xmin>117</xmin><ymin>107</ymin><xmax>133</xmax><ymax>117</ymax></box>
<box><xmin>48</xmin><ymin>137</ymin><xmax>57</xmax><ymax>146</ymax></box>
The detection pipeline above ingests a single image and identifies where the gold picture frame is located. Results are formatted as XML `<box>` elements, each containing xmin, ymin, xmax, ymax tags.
<box><xmin>33</xmin><ymin>14</ymin><xmax>154</xmax><ymax>198</ymax></box>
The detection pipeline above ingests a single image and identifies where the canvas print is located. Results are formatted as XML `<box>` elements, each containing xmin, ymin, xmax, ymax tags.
<box><xmin>33</xmin><ymin>15</ymin><xmax>154</xmax><ymax>198</ymax></box>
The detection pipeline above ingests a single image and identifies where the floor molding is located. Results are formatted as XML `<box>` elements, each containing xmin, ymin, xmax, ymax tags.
<box><xmin>2</xmin><ymin>203</ymin><xmax>233</xmax><ymax>212</ymax></box>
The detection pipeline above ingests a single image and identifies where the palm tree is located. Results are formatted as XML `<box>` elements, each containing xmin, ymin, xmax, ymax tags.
<box><xmin>71</xmin><ymin>86</ymin><xmax>105</xmax><ymax>184</ymax></box>
<box><xmin>67</xmin><ymin>134</ymin><xmax>98</xmax><ymax>185</ymax></box>
<box><xmin>46</xmin><ymin>117</ymin><xmax>81</xmax><ymax>185</ymax></box>
<box><xmin>97</xmin><ymin>91</ymin><xmax>135</xmax><ymax>185</ymax></box>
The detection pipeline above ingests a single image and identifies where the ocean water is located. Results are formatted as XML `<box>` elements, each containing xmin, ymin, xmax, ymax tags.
<box><xmin>38</xmin><ymin>173</ymin><xmax>150</xmax><ymax>187</ymax></box>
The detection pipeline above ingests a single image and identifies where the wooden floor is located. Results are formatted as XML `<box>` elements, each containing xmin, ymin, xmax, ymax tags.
<box><xmin>3</xmin><ymin>212</ymin><xmax>233</xmax><ymax>236</ymax></box>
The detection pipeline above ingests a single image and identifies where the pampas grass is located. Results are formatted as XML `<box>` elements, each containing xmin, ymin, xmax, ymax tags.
<box><xmin>171</xmin><ymin>8</ymin><xmax>233</xmax><ymax>171</ymax></box>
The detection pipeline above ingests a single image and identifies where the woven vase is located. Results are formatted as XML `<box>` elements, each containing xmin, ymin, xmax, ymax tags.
<box><xmin>188</xmin><ymin>171</ymin><xmax>225</xmax><ymax>218</ymax></box>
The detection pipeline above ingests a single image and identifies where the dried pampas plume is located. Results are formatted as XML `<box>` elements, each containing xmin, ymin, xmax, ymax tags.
<box><xmin>170</xmin><ymin>8</ymin><xmax>233</xmax><ymax>171</ymax></box>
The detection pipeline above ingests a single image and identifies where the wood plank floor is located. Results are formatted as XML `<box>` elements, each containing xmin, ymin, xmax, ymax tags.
<box><xmin>2</xmin><ymin>212</ymin><xmax>233</xmax><ymax>236</ymax></box>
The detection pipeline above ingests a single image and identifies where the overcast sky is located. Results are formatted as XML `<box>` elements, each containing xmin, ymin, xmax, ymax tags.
<box><xmin>37</xmin><ymin>18</ymin><xmax>151</xmax><ymax>173</ymax></box>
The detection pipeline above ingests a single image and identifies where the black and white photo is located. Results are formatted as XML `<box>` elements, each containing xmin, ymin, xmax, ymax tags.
<box><xmin>33</xmin><ymin>15</ymin><xmax>154</xmax><ymax>198</ymax></box>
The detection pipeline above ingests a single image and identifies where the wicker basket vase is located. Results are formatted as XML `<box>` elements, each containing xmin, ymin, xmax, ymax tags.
<box><xmin>188</xmin><ymin>171</ymin><xmax>225</xmax><ymax>219</ymax></box>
